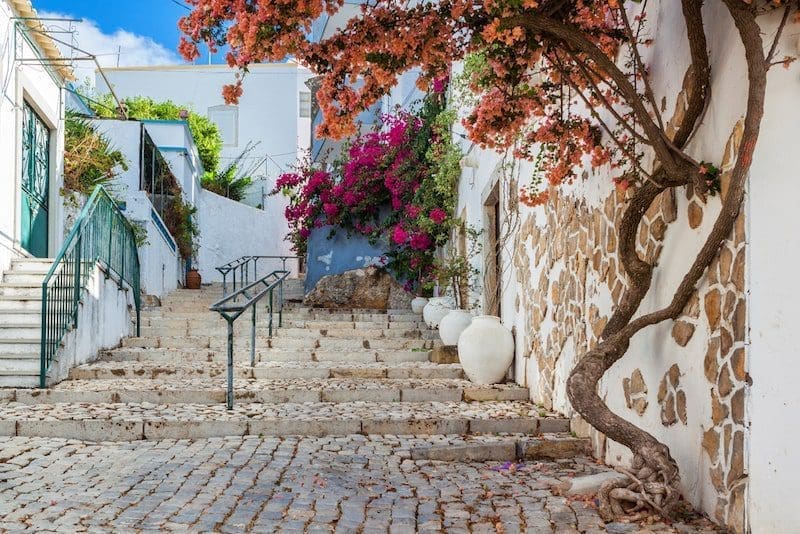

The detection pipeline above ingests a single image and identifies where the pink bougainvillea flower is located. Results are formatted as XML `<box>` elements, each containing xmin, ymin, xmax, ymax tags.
<box><xmin>392</xmin><ymin>225</ymin><xmax>409</xmax><ymax>245</ymax></box>
<box><xmin>429</xmin><ymin>208</ymin><xmax>448</xmax><ymax>224</ymax></box>
<box><xmin>323</xmin><ymin>203</ymin><xmax>339</xmax><ymax>218</ymax></box>
<box><xmin>409</xmin><ymin>232</ymin><xmax>432</xmax><ymax>251</ymax></box>
<box><xmin>406</xmin><ymin>204</ymin><xmax>422</xmax><ymax>218</ymax></box>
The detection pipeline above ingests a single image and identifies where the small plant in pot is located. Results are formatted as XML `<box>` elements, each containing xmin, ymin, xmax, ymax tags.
<box><xmin>435</xmin><ymin>233</ymin><xmax>481</xmax><ymax>346</ymax></box>
<box><xmin>411</xmin><ymin>279</ymin><xmax>434</xmax><ymax>314</ymax></box>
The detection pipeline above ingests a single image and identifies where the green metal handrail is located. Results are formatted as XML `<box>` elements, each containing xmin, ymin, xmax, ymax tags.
<box><xmin>209</xmin><ymin>270</ymin><xmax>289</xmax><ymax>409</ymax></box>
<box><xmin>40</xmin><ymin>186</ymin><xmax>141</xmax><ymax>387</ymax></box>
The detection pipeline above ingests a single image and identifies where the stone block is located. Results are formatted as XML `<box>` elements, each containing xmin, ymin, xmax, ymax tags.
<box><xmin>410</xmin><ymin>442</ymin><xmax>517</xmax><ymax>462</ymax></box>
<box><xmin>538</xmin><ymin>417</ymin><xmax>571</xmax><ymax>433</ymax></box>
<box><xmin>429</xmin><ymin>346</ymin><xmax>459</xmax><ymax>364</ymax></box>
<box><xmin>463</xmin><ymin>387</ymin><xmax>528</xmax><ymax>402</ymax></box>
<box><xmin>518</xmin><ymin>437</ymin><xmax>590</xmax><ymax>460</ymax></box>
<box><xmin>330</xmin><ymin>367</ymin><xmax>386</xmax><ymax>379</ymax></box>
<box><xmin>17</xmin><ymin>420</ymin><xmax>144</xmax><ymax>441</ymax></box>
<box><xmin>469</xmin><ymin>418</ymin><xmax>538</xmax><ymax>434</ymax></box>
<box><xmin>362</xmin><ymin>418</ymin><xmax>468</xmax><ymax>436</ymax></box>
<box><xmin>143</xmin><ymin>420</ymin><xmax>247</xmax><ymax>440</ymax></box>
<box><xmin>400</xmin><ymin>388</ymin><xmax>462</xmax><ymax>403</ymax></box>
<box><xmin>254</xmin><ymin>367</ymin><xmax>330</xmax><ymax>380</ymax></box>
<box><xmin>248</xmin><ymin>418</ymin><xmax>361</xmax><ymax>437</ymax></box>
<box><xmin>321</xmin><ymin>389</ymin><xmax>399</xmax><ymax>403</ymax></box>
<box><xmin>0</xmin><ymin>420</ymin><xmax>16</xmax><ymax>436</ymax></box>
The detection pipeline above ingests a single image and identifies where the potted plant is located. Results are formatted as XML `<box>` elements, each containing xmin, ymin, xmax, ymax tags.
<box><xmin>186</xmin><ymin>260</ymin><xmax>201</xmax><ymax>289</ymax></box>
<box><xmin>434</xmin><ymin>248</ymin><xmax>475</xmax><ymax>345</ymax></box>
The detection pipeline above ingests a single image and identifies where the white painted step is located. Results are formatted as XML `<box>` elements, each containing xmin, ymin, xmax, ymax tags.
<box><xmin>0</xmin><ymin>310</ymin><xmax>41</xmax><ymax>325</ymax></box>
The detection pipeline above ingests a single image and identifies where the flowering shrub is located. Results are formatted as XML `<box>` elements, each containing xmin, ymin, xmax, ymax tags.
<box><xmin>274</xmin><ymin>94</ymin><xmax>460</xmax><ymax>289</ymax></box>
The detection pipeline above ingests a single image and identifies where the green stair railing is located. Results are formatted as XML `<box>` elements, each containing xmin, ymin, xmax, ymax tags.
<box><xmin>40</xmin><ymin>186</ymin><xmax>141</xmax><ymax>387</ymax></box>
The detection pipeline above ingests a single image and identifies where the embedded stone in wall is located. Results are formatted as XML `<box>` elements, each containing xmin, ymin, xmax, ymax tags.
<box><xmin>671</xmin><ymin>320</ymin><xmax>695</xmax><ymax>346</ymax></box>
<box><xmin>622</xmin><ymin>369</ymin><xmax>648</xmax><ymax>416</ymax></box>
<box><xmin>658</xmin><ymin>364</ymin><xmax>687</xmax><ymax>426</ymax></box>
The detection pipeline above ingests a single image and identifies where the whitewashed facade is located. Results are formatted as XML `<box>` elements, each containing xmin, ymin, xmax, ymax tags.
<box><xmin>0</xmin><ymin>0</ymin><xmax>69</xmax><ymax>270</ymax></box>
<box><xmin>450</xmin><ymin>5</ymin><xmax>799</xmax><ymax>532</ymax></box>
<box><xmin>97</xmin><ymin>63</ymin><xmax>313</xmax><ymax>209</ymax></box>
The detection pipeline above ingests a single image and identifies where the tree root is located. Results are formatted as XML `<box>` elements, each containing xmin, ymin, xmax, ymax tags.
<box><xmin>597</xmin><ymin>450</ymin><xmax>681</xmax><ymax>522</ymax></box>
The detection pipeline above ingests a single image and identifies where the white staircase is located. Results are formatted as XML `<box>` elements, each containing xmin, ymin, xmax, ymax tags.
<box><xmin>0</xmin><ymin>258</ymin><xmax>52</xmax><ymax>387</ymax></box>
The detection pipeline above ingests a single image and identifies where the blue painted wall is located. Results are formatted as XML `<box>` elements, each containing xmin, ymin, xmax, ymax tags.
<box><xmin>304</xmin><ymin>226</ymin><xmax>389</xmax><ymax>293</ymax></box>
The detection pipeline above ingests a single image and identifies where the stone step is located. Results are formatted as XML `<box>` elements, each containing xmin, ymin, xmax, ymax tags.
<box><xmin>0</xmin><ymin>272</ymin><xmax>46</xmax><ymax>285</ymax></box>
<box><xmin>69</xmin><ymin>361</ymin><xmax>465</xmax><ymax>381</ymax></box>
<box><xmin>0</xmin><ymin>296</ymin><xmax>42</xmax><ymax>311</ymax></box>
<box><xmin>0</xmin><ymin>338</ymin><xmax>39</xmax><ymax>354</ymax></box>
<box><xmin>409</xmin><ymin>435</ymin><xmax>591</xmax><ymax>462</ymax></box>
<box><xmin>121</xmin><ymin>333</ymin><xmax>437</xmax><ymax>350</ymax></box>
<box><xmin>101</xmin><ymin>347</ymin><xmax>431</xmax><ymax>364</ymax></box>
<box><xmin>0</xmin><ymin>325</ymin><xmax>41</xmax><ymax>339</ymax></box>
<box><xmin>10</xmin><ymin>378</ymin><xmax>529</xmax><ymax>405</ymax></box>
<box><xmin>8</xmin><ymin>259</ymin><xmax>54</xmax><ymax>274</ymax></box>
<box><xmin>0</xmin><ymin>310</ymin><xmax>42</xmax><ymax>325</ymax></box>
<box><xmin>0</xmin><ymin>400</ymin><xmax>569</xmax><ymax>441</ymax></box>
<box><xmin>272</xmin><ymin>327</ymin><xmax>438</xmax><ymax>339</ymax></box>
<box><xmin>0</xmin><ymin>283</ymin><xmax>42</xmax><ymax>298</ymax></box>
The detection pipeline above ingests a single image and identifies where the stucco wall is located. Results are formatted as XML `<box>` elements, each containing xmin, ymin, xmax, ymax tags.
<box><xmin>451</xmin><ymin>3</ymin><xmax>795</xmax><ymax>532</ymax></box>
<box><xmin>304</xmin><ymin>226</ymin><xmax>389</xmax><ymax>293</ymax></box>
<box><xmin>46</xmin><ymin>262</ymin><xmax>136</xmax><ymax>385</ymax></box>
<box><xmin>196</xmin><ymin>189</ymin><xmax>298</xmax><ymax>282</ymax></box>
<box><xmin>98</xmin><ymin>63</ymin><xmax>312</xmax><ymax>209</ymax></box>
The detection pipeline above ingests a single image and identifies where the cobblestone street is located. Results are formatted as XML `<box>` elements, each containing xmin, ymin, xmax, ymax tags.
<box><xmin>0</xmin><ymin>435</ymin><xmax>720</xmax><ymax>533</ymax></box>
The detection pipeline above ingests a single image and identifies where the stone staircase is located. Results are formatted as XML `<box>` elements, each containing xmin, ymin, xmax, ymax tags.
<box><xmin>0</xmin><ymin>258</ymin><xmax>53</xmax><ymax>388</ymax></box>
<box><xmin>0</xmin><ymin>282</ymin><xmax>587</xmax><ymax>460</ymax></box>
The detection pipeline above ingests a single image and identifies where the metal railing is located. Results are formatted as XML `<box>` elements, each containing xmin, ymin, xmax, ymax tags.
<box><xmin>216</xmin><ymin>255</ymin><xmax>301</xmax><ymax>297</ymax></box>
<box><xmin>209</xmin><ymin>270</ymin><xmax>290</xmax><ymax>409</ymax></box>
<box><xmin>40</xmin><ymin>186</ymin><xmax>141</xmax><ymax>387</ymax></box>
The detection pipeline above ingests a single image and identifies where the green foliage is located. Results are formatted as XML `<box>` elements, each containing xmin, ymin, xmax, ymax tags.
<box><xmin>163</xmin><ymin>192</ymin><xmax>199</xmax><ymax>260</ymax></box>
<box><xmin>63</xmin><ymin>112</ymin><xmax>129</xmax><ymax>195</ymax></box>
<box><xmin>90</xmin><ymin>95</ymin><xmax>223</xmax><ymax>174</ymax></box>
<box><xmin>201</xmin><ymin>142</ymin><xmax>261</xmax><ymax>202</ymax></box>
<box><xmin>434</xmin><ymin>225</ymin><xmax>482</xmax><ymax>310</ymax></box>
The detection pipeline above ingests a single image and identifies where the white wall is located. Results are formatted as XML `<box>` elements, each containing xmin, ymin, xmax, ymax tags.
<box><xmin>196</xmin><ymin>189</ymin><xmax>297</xmax><ymax>282</ymax></box>
<box><xmin>746</xmin><ymin>28</ymin><xmax>800</xmax><ymax>530</ymax></box>
<box><xmin>47</xmin><ymin>262</ymin><xmax>136</xmax><ymax>384</ymax></box>
<box><xmin>0</xmin><ymin>0</ymin><xmax>67</xmax><ymax>269</ymax></box>
<box><xmin>98</xmin><ymin>63</ymin><xmax>313</xmax><ymax>210</ymax></box>
<box><xmin>89</xmin><ymin>119</ymin><xmax>184</xmax><ymax>298</ymax></box>
<box><xmin>450</xmin><ymin>4</ymin><xmax>796</xmax><ymax>531</ymax></box>
<box><xmin>123</xmin><ymin>191</ymin><xmax>181</xmax><ymax>298</ymax></box>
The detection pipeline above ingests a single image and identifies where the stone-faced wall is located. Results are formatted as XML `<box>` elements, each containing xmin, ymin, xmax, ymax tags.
<box><xmin>510</xmin><ymin>121</ymin><xmax>747</xmax><ymax>531</ymax></box>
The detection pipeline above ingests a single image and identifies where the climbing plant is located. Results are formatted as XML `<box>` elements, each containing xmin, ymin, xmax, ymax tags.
<box><xmin>272</xmin><ymin>93</ymin><xmax>460</xmax><ymax>288</ymax></box>
<box><xmin>179</xmin><ymin>0</ymin><xmax>799</xmax><ymax>520</ymax></box>
<box><xmin>63</xmin><ymin>111</ymin><xmax>128</xmax><ymax>195</ymax></box>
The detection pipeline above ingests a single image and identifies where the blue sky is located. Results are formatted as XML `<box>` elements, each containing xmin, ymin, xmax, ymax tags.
<box><xmin>35</xmin><ymin>0</ymin><xmax>224</xmax><ymax>83</ymax></box>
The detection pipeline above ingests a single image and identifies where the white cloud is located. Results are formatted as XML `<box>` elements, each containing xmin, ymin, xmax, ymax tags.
<box><xmin>39</xmin><ymin>11</ymin><xmax>183</xmax><ymax>87</ymax></box>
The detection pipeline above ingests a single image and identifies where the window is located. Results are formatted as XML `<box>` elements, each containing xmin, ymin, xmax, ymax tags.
<box><xmin>208</xmin><ymin>105</ymin><xmax>239</xmax><ymax>146</ymax></box>
<box><xmin>299</xmin><ymin>91</ymin><xmax>311</xmax><ymax>118</ymax></box>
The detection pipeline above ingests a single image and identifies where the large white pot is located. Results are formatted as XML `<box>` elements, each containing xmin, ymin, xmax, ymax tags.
<box><xmin>422</xmin><ymin>297</ymin><xmax>454</xmax><ymax>328</ymax></box>
<box><xmin>439</xmin><ymin>309</ymin><xmax>473</xmax><ymax>345</ymax></box>
<box><xmin>457</xmin><ymin>315</ymin><xmax>514</xmax><ymax>384</ymax></box>
<box><xmin>411</xmin><ymin>297</ymin><xmax>428</xmax><ymax>314</ymax></box>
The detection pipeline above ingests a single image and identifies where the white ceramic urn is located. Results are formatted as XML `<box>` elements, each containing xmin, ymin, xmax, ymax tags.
<box><xmin>438</xmin><ymin>309</ymin><xmax>473</xmax><ymax>346</ymax></box>
<box><xmin>411</xmin><ymin>296</ymin><xmax>428</xmax><ymax>314</ymax></box>
<box><xmin>457</xmin><ymin>315</ymin><xmax>514</xmax><ymax>384</ymax></box>
<box><xmin>422</xmin><ymin>297</ymin><xmax>454</xmax><ymax>328</ymax></box>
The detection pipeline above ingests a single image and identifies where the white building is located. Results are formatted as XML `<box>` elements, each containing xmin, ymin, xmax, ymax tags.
<box><xmin>0</xmin><ymin>0</ymin><xmax>70</xmax><ymax>270</ymax></box>
<box><xmin>97</xmin><ymin>63</ymin><xmax>313</xmax><ymax>209</ymax></box>
<box><xmin>449</xmin><ymin>6</ymin><xmax>799</xmax><ymax>533</ymax></box>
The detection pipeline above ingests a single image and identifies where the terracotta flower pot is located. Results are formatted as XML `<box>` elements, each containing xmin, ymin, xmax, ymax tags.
<box><xmin>186</xmin><ymin>269</ymin><xmax>202</xmax><ymax>289</ymax></box>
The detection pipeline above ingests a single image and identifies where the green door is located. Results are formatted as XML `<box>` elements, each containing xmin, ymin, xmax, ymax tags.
<box><xmin>20</xmin><ymin>102</ymin><xmax>50</xmax><ymax>258</ymax></box>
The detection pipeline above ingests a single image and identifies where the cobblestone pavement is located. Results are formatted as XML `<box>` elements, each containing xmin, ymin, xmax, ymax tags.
<box><xmin>0</xmin><ymin>435</ymin><xmax>720</xmax><ymax>533</ymax></box>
